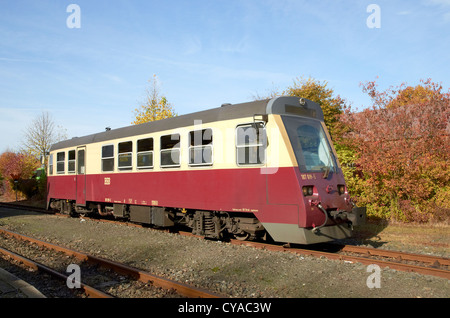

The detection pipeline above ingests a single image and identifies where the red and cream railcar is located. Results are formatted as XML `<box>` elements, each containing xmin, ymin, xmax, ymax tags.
<box><xmin>47</xmin><ymin>96</ymin><xmax>365</xmax><ymax>244</ymax></box>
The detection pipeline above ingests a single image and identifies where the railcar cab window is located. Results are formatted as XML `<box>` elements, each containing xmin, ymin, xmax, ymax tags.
<box><xmin>282</xmin><ymin>116</ymin><xmax>337</xmax><ymax>173</ymax></box>
<box><xmin>118</xmin><ymin>141</ymin><xmax>133</xmax><ymax>170</ymax></box>
<box><xmin>68</xmin><ymin>150</ymin><xmax>76</xmax><ymax>173</ymax></box>
<box><xmin>137</xmin><ymin>138</ymin><xmax>154</xmax><ymax>169</ymax></box>
<box><xmin>189</xmin><ymin>128</ymin><xmax>213</xmax><ymax>166</ymax></box>
<box><xmin>236</xmin><ymin>122</ymin><xmax>266</xmax><ymax>166</ymax></box>
<box><xmin>102</xmin><ymin>145</ymin><xmax>114</xmax><ymax>172</ymax></box>
<box><xmin>57</xmin><ymin>151</ymin><xmax>65</xmax><ymax>174</ymax></box>
<box><xmin>160</xmin><ymin>134</ymin><xmax>180</xmax><ymax>167</ymax></box>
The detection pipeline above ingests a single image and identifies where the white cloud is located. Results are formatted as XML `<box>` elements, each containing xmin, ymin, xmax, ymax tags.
<box><xmin>424</xmin><ymin>0</ymin><xmax>450</xmax><ymax>22</ymax></box>
<box><xmin>182</xmin><ymin>35</ymin><xmax>203</xmax><ymax>55</ymax></box>
<box><xmin>0</xmin><ymin>57</ymin><xmax>54</xmax><ymax>64</ymax></box>
<box><xmin>218</xmin><ymin>35</ymin><xmax>251</xmax><ymax>54</ymax></box>
<box><xmin>425</xmin><ymin>0</ymin><xmax>450</xmax><ymax>6</ymax></box>
<box><xmin>445</xmin><ymin>11</ymin><xmax>450</xmax><ymax>21</ymax></box>
<box><xmin>103</xmin><ymin>74</ymin><xmax>123</xmax><ymax>83</ymax></box>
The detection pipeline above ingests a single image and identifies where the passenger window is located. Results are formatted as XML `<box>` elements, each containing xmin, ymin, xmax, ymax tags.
<box><xmin>118</xmin><ymin>141</ymin><xmax>132</xmax><ymax>170</ymax></box>
<box><xmin>68</xmin><ymin>150</ymin><xmax>76</xmax><ymax>173</ymax></box>
<box><xmin>137</xmin><ymin>138</ymin><xmax>154</xmax><ymax>169</ymax></box>
<box><xmin>56</xmin><ymin>151</ymin><xmax>65</xmax><ymax>174</ymax></box>
<box><xmin>49</xmin><ymin>154</ymin><xmax>54</xmax><ymax>175</ymax></box>
<box><xmin>160</xmin><ymin>134</ymin><xmax>180</xmax><ymax>167</ymax></box>
<box><xmin>189</xmin><ymin>129</ymin><xmax>213</xmax><ymax>166</ymax></box>
<box><xmin>236</xmin><ymin>122</ymin><xmax>266</xmax><ymax>166</ymax></box>
<box><xmin>102</xmin><ymin>145</ymin><xmax>114</xmax><ymax>172</ymax></box>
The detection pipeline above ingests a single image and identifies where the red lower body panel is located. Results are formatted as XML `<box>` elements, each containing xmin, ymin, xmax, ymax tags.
<box><xmin>47</xmin><ymin>167</ymin><xmax>347</xmax><ymax>228</ymax></box>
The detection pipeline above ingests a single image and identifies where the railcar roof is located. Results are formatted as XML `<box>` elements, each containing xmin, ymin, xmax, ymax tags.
<box><xmin>50</xmin><ymin>96</ymin><xmax>322</xmax><ymax>151</ymax></box>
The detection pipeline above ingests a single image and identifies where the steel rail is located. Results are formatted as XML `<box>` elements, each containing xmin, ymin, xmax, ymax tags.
<box><xmin>338</xmin><ymin>245</ymin><xmax>450</xmax><ymax>266</ymax></box>
<box><xmin>230</xmin><ymin>240</ymin><xmax>450</xmax><ymax>280</ymax></box>
<box><xmin>0</xmin><ymin>227</ymin><xmax>223</xmax><ymax>298</ymax></box>
<box><xmin>0</xmin><ymin>202</ymin><xmax>53</xmax><ymax>214</ymax></box>
<box><xmin>0</xmin><ymin>246</ymin><xmax>112</xmax><ymax>298</ymax></box>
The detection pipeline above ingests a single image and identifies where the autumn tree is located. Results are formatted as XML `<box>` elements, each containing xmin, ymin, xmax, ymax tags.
<box><xmin>340</xmin><ymin>79</ymin><xmax>450</xmax><ymax>222</ymax></box>
<box><xmin>22</xmin><ymin>111</ymin><xmax>67</xmax><ymax>171</ymax></box>
<box><xmin>255</xmin><ymin>77</ymin><xmax>348</xmax><ymax>140</ymax></box>
<box><xmin>132</xmin><ymin>75</ymin><xmax>177</xmax><ymax>124</ymax></box>
<box><xmin>0</xmin><ymin>151</ymin><xmax>40</xmax><ymax>200</ymax></box>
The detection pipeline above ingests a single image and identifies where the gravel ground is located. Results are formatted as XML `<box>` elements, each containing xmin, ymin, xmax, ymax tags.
<box><xmin>0</xmin><ymin>232</ymin><xmax>185</xmax><ymax>298</ymax></box>
<box><xmin>0</xmin><ymin>207</ymin><xmax>448</xmax><ymax>298</ymax></box>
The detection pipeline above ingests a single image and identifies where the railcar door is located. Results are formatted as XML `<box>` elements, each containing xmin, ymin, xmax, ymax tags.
<box><xmin>76</xmin><ymin>146</ymin><xmax>86</xmax><ymax>206</ymax></box>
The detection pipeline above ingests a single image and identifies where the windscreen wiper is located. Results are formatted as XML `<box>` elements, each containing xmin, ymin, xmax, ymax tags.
<box><xmin>322</xmin><ymin>165</ymin><xmax>331</xmax><ymax>179</ymax></box>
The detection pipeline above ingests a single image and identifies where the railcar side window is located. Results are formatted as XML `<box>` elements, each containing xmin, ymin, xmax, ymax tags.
<box><xmin>56</xmin><ymin>152</ymin><xmax>65</xmax><ymax>174</ymax></box>
<box><xmin>160</xmin><ymin>134</ymin><xmax>180</xmax><ymax>167</ymax></box>
<box><xmin>236</xmin><ymin>123</ymin><xmax>266</xmax><ymax>166</ymax></box>
<box><xmin>49</xmin><ymin>154</ymin><xmax>54</xmax><ymax>175</ymax></box>
<box><xmin>137</xmin><ymin>138</ymin><xmax>154</xmax><ymax>169</ymax></box>
<box><xmin>68</xmin><ymin>150</ymin><xmax>76</xmax><ymax>173</ymax></box>
<box><xmin>189</xmin><ymin>129</ymin><xmax>213</xmax><ymax>166</ymax></box>
<box><xmin>118</xmin><ymin>141</ymin><xmax>132</xmax><ymax>170</ymax></box>
<box><xmin>102</xmin><ymin>145</ymin><xmax>114</xmax><ymax>172</ymax></box>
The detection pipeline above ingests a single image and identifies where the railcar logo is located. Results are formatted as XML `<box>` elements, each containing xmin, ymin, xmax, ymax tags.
<box><xmin>104</xmin><ymin>177</ymin><xmax>111</xmax><ymax>185</ymax></box>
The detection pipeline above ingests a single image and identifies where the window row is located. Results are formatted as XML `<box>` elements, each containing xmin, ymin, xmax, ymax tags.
<box><xmin>49</xmin><ymin>150</ymin><xmax>76</xmax><ymax>175</ymax></box>
<box><xmin>49</xmin><ymin>123</ymin><xmax>267</xmax><ymax>174</ymax></box>
<box><xmin>102</xmin><ymin>129</ymin><xmax>215</xmax><ymax>172</ymax></box>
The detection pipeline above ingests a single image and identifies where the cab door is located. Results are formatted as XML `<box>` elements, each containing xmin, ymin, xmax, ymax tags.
<box><xmin>76</xmin><ymin>146</ymin><xmax>86</xmax><ymax>206</ymax></box>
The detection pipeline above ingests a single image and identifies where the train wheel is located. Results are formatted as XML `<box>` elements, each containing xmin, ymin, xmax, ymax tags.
<box><xmin>234</xmin><ymin>232</ymin><xmax>250</xmax><ymax>241</ymax></box>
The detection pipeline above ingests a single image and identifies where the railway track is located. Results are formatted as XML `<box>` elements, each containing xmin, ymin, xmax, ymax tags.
<box><xmin>230</xmin><ymin>239</ymin><xmax>450</xmax><ymax>280</ymax></box>
<box><xmin>0</xmin><ymin>245</ymin><xmax>111</xmax><ymax>298</ymax></box>
<box><xmin>1</xmin><ymin>202</ymin><xmax>449</xmax><ymax>282</ymax></box>
<box><xmin>0</xmin><ymin>227</ymin><xmax>223</xmax><ymax>298</ymax></box>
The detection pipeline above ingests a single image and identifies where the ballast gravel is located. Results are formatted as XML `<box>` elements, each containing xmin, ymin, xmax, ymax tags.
<box><xmin>0</xmin><ymin>208</ymin><xmax>448</xmax><ymax>298</ymax></box>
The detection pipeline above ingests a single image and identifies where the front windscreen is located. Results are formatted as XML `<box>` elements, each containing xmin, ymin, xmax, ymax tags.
<box><xmin>282</xmin><ymin>116</ymin><xmax>337</xmax><ymax>173</ymax></box>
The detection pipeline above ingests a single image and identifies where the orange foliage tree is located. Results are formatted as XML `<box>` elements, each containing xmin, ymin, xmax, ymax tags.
<box><xmin>339</xmin><ymin>79</ymin><xmax>449</xmax><ymax>222</ymax></box>
<box><xmin>0</xmin><ymin>151</ymin><xmax>40</xmax><ymax>200</ymax></box>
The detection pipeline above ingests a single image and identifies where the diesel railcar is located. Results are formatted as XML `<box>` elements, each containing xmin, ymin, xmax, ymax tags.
<box><xmin>47</xmin><ymin>96</ymin><xmax>366</xmax><ymax>244</ymax></box>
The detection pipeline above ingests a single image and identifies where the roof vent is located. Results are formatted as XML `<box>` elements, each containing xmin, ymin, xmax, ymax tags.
<box><xmin>221</xmin><ymin>103</ymin><xmax>232</xmax><ymax>107</ymax></box>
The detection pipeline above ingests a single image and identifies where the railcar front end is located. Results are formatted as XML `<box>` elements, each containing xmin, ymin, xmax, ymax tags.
<box><xmin>259</xmin><ymin>103</ymin><xmax>366</xmax><ymax>244</ymax></box>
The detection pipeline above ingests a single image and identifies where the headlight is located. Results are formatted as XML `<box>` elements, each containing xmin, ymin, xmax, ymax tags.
<box><xmin>302</xmin><ymin>186</ymin><xmax>314</xmax><ymax>196</ymax></box>
<box><xmin>338</xmin><ymin>185</ymin><xmax>346</xmax><ymax>195</ymax></box>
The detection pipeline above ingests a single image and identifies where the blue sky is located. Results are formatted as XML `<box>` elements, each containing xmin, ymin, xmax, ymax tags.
<box><xmin>1</xmin><ymin>0</ymin><xmax>449</xmax><ymax>153</ymax></box>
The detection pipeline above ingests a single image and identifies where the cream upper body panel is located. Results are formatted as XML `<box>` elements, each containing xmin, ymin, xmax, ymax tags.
<box><xmin>48</xmin><ymin>114</ymin><xmax>297</xmax><ymax>175</ymax></box>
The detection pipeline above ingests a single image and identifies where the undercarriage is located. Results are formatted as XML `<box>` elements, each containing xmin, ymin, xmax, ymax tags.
<box><xmin>49</xmin><ymin>199</ymin><xmax>266</xmax><ymax>241</ymax></box>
